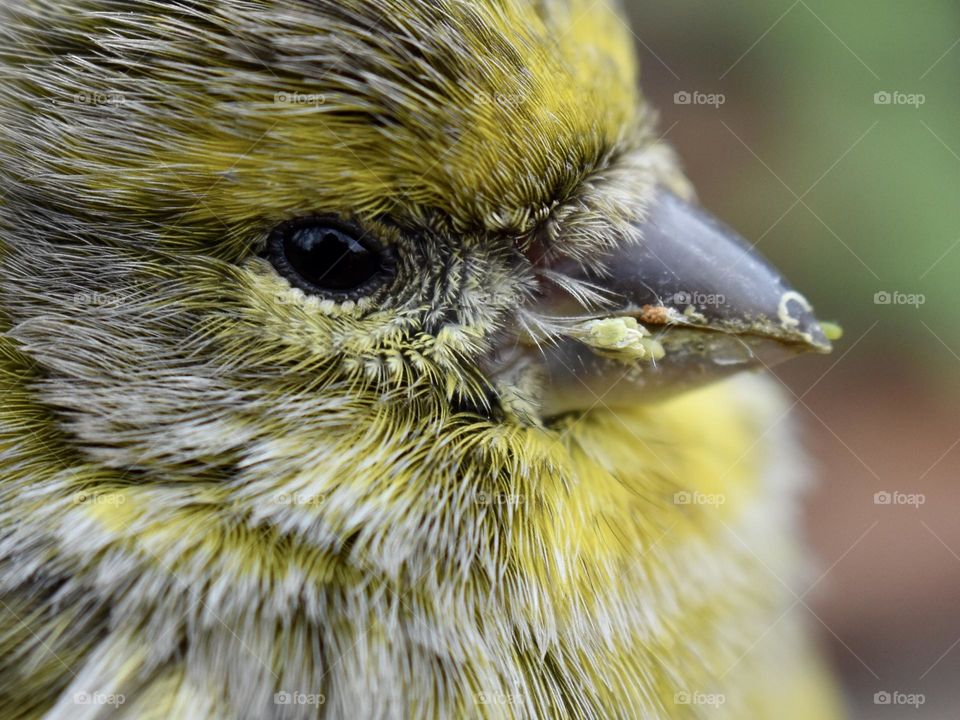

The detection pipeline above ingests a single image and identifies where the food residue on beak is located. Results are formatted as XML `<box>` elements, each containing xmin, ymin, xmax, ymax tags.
<box><xmin>568</xmin><ymin>317</ymin><xmax>666</xmax><ymax>363</ymax></box>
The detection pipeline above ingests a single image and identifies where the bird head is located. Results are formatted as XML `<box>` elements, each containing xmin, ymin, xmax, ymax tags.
<box><xmin>0</xmin><ymin>1</ymin><xmax>832</xmax><ymax>563</ymax></box>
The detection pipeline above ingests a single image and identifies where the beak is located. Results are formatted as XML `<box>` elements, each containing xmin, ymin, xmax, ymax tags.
<box><xmin>524</xmin><ymin>188</ymin><xmax>834</xmax><ymax>417</ymax></box>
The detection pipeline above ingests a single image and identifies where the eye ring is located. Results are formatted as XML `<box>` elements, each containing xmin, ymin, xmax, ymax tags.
<box><xmin>265</xmin><ymin>216</ymin><xmax>396</xmax><ymax>300</ymax></box>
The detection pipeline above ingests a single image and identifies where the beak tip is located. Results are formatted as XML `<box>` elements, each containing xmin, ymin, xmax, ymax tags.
<box><xmin>792</xmin><ymin>323</ymin><xmax>834</xmax><ymax>357</ymax></box>
<box><xmin>802</xmin><ymin>319</ymin><xmax>834</xmax><ymax>354</ymax></box>
<box><xmin>776</xmin><ymin>290</ymin><xmax>834</xmax><ymax>354</ymax></box>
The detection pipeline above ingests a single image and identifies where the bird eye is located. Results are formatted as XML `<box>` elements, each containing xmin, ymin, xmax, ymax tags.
<box><xmin>266</xmin><ymin>217</ymin><xmax>395</xmax><ymax>299</ymax></box>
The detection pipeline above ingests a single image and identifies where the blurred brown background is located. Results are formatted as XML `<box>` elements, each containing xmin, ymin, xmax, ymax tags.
<box><xmin>620</xmin><ymin>0</ymin><xmax>960</xmax><ymax>716</ymax></box>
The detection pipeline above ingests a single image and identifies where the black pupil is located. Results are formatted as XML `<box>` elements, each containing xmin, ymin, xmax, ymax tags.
<box><xmin>283</xmin><ymin>226</ymin><xmax>381</xmax><ymax>291</ymax></box>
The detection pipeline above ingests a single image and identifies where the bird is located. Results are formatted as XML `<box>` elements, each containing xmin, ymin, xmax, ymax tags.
<box><xmin>0</xmin><ymin>0</ymin><xmax>846</xmax><ymax>718</ymax></box>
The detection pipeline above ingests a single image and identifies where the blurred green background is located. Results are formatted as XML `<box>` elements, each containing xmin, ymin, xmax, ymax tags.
<box><xmin>620</xmin><ymin>1</ymin><xmax>960</xmax><ymax>717</ymax></box>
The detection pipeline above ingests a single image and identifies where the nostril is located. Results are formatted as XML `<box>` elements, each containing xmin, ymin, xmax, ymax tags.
<box><xmin>522</xmin><ymin>233</ymin><xmax>555</xmax><ymax>270</ymax></box>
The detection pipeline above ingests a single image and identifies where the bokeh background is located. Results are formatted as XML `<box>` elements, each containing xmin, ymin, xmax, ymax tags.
<box><xmin>619</xmin><ymin>0</ymin><xmax>960</xmax><ymax>717</ymax></box>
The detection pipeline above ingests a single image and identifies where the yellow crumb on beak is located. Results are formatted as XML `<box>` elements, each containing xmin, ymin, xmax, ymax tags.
<box><xmin>567</xmin><ymin>316</ymin><xmax>666</xmax><ymax>362</ymax></box>
<box><xmin>821</xmin><ymin>321</ymin><xmax>844</xmax><ymax>341</ymax></box>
